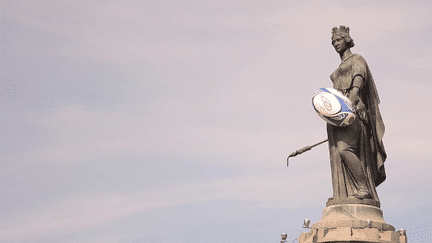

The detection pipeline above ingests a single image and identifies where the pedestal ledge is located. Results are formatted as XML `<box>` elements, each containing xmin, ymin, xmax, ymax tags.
<box><xmin>326</xmin><ymin>197</ymin><xmax>380</xmax><ymax>208</ymax></box>
<box><xmin>313</xmin><ymin>204</ymin><xmax>394</xmax><ymax>231</ymax></box>
<box><xmin>298</xmin><ymin>204</ymin><xmax>405</xmax><ymax>243</ymax></box>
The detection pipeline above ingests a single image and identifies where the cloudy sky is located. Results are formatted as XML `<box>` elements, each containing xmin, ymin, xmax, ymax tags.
<box><xmin>0</xmin><ymin>0</ymin><xmax>431</xmax><ymax>242</ymax></box>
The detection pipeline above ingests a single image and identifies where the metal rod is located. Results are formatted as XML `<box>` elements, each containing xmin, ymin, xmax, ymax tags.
<box><xmin>286</xmin><ymin>139</ymin><xmax>328</xmax><ymax>167</ymax></box>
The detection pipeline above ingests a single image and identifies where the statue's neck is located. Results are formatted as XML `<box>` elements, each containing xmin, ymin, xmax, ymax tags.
<box><xmin>339</xmin><ymin>49</ymin><xmax>352</xmax><ymax>62</ymax></box>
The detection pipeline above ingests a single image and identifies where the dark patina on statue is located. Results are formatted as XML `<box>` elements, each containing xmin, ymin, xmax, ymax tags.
<box><xmin>295</xmin><ymin>27</ymin><xmax>405</xmax><ymax>243</ymax></box>
<box><xmin>326</xmin><ymin>26</ymin><xmax>387</xmax><ymax>208</ymax></box>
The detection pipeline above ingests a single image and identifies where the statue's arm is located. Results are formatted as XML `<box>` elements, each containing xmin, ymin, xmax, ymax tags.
<box><xmin>349</xmin><ymin>55</ymin><xmax>367</xmax><ymax>106</ymax></box>
<box><xmin>350</xmin><ymin>75</ymin><xmax>368</xmax><ymax>121</ymax></box>
<box><xmin>349</xmin><ymin>75</ymin><xmax>363</xmax><ymax>106</ymax></box>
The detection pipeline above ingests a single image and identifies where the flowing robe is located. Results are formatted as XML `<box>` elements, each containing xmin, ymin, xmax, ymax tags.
<box><xmin>327</xmin><ymin>54</ymin><xmax>386</xmax><ymax>205</ymax></box>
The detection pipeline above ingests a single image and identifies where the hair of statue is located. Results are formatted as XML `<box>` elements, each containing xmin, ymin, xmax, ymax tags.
<box><xmin>331</xmin><ymin>25</ymin><xmax>355</xmax><ymax>48</ymax></box>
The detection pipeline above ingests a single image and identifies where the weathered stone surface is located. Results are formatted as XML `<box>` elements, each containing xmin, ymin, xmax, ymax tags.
<box><xmin>312</xmin><ymin>204</ymin><xmax>394</xmax><ymax>231</ymax></box>
<box><xmin>327</xmin><ymin>25</ymin><xmax>386</xmax><ymax>205</ymax></box>
<box><xmin>326</xmin><ymin>197</ymin><xmax>380</xmax><ymax>208</ymax></box>
<box><xmin>298</xmin><ymin>204</ymin><xmax>405</xmax><ymax>243</ymax></box>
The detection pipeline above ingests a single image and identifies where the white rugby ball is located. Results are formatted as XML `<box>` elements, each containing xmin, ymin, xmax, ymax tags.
<box><xmin>312</xmin><ymin>87</ymin><xmax>356</xmax><ymax>126</ymax></box>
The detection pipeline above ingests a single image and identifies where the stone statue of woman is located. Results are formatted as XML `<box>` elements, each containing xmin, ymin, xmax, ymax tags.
<box><xmin>327</xmin><ymin>26</ymin><xmax>387</xmax><ymax>207</ymax></box>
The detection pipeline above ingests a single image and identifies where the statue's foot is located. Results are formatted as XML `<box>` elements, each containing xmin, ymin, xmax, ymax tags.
<box><xmin>353</xmin><ymin>189</ymin><xmax>372</xmax><ymax>200</ymax></box>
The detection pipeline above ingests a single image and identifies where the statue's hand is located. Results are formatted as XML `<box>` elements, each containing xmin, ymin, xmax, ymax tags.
<box><xmin>355</xmin><ymin>101</ymin><xmax>368</xmax><ymax>122</ymax></box>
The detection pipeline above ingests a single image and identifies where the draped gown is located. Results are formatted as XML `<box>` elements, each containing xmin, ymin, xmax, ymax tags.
<box><xmin>327</xmin><ymin>54</ymin><xmax>387</xmax><ymax>206</ymax></box>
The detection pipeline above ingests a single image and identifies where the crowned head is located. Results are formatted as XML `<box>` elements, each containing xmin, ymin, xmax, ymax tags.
<box><xmin>331</xmin><ymin>25</ymin><xmax>355</xmax><ymax>48</ymax></box>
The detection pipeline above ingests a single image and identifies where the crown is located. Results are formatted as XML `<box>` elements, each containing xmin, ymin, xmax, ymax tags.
<box><xmin>332</xmin><ymin>25</ymin><xmax>350</xmax><ymax>36</ymax></box>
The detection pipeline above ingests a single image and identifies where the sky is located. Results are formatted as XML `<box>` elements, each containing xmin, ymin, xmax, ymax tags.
<box><xmin>0</xmin><ymin>0</ymin><xmax>431</xmax><ymax>242</ymax></box>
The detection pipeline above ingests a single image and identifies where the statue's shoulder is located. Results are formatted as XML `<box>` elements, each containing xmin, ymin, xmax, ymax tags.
<box><xmin>350</xmin><ymin>54</ymin><xmax>367</xmax><ymax>65</ymax></box>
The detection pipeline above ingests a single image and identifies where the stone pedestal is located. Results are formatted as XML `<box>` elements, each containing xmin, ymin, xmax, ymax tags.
<box><xmin>298</xmin><ymin>204</ymin><xmax>407</xmax><ymax>243</ymax></box>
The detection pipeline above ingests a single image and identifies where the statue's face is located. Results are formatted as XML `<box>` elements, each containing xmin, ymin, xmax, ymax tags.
<box><xmin>332</xmin><ymin>35</ymin><xmax>348</xmax><ymax>54</ymax></box>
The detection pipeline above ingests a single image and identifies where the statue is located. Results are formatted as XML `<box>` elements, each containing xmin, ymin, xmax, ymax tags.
<box><xmin>293</xmin><ymin>27</ymin><xmax>407</xmax><ymax>243</ymax></box>
<box><xmin>326</xmin><ymin>26</ymin><xmax>387</xmax><ymax>207</ymax></box>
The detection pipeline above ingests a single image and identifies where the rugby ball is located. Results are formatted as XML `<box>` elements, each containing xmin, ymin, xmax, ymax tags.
<box><xmin>312</xmin><ymin>87</ymin><xmax>356</xmax><ymax>126</ymax></box>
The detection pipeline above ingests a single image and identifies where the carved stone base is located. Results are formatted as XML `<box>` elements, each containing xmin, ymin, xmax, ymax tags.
<box><xmin>326</xmin><ymin>197</ymin><xmax>380</xmax><ymax>208</ymax></box>
<box><xmin>298</xmin><ymin>204</ymin><xmax>407</xmax><ymax>243</ymax></box>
